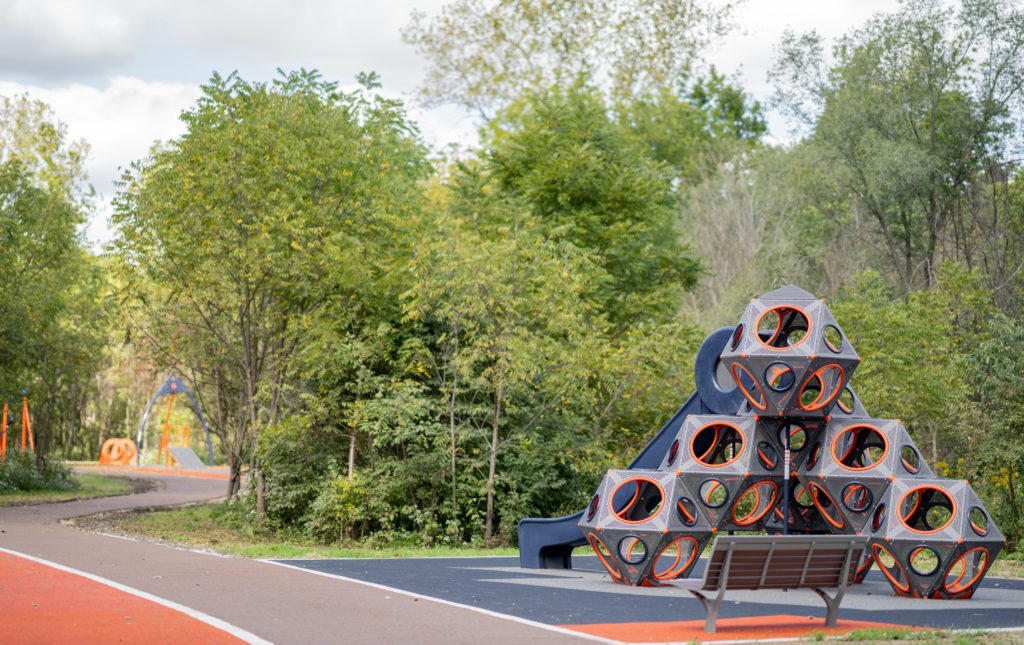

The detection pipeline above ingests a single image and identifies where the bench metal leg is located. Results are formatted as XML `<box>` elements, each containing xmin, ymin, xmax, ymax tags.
<box><xmin>688</xmin><ymin>588</ymin><xmax>727</xmax><ymax>633</ymax></box>
<box><xmin>812</xmin><ymin>587</ymin><xmax>844</xmax><ymax>627</ymax></box>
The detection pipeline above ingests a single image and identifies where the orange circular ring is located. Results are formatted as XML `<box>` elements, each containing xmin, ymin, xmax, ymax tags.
<box><xmin>652</xmin><ymin>537</ymin><xmax>700</xmax><ymax>581</ymax></box>
<box><xmin>798</xmin><ymin>364</ymin><xmax>845</xmax><ymax>411</ymax></box>
<box><xmin>608</xmin><ymin>477</ymin><xmax>666</xmax><ymax>524</ymax></box>
<box><xmin>897</xmin><ymin>486</ymin><xmax>957</xmax><ymax>534</ymax></box>
<box><xmin>730</xmin><ymin>363</ymin><xmax>768</xmax><ymax>410</ymax></box>
<box><xmin>943</xmin><ymin>547</ymin><xmax>989</xmax><ymax>594</ymax></box>
<box><xmin>808</xmin><ymin>481</ymin><xmax>845</xmax><ymax>530</ymax></box>
<box><xmin>732</xmin><ymin>481</ymin><xmax>778</xmax><ymax>525</ymax></box>
<box><xmin>588</xmin><ymin>533</ymin><xmax>623</xmax><ymax>581</ymax></box>
<box><xmin>830</xmin><ymin>425</ymin><xmax>889</xmax><ymax>472</ymax></box>
<box><xmin>872</xmin><ymin>543</ymin><xmax>911</xmax><ymax>593</ymax></box>
<box><xmin>754</xmin><ymin>305</ymin><xmax>812</xmax><ymax>351</ymax></box>
<box><xmin>688</xmin><ymin>422</ymin><xmax>746</xmax><ymax>467</ymax></box>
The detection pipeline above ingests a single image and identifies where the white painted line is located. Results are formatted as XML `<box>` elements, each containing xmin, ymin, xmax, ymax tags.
<box><xmin>0</xmin><ymin>547</ymin><xmax>272</xmax><ymax>645</ymax></box>
<box><xmin>260</xmin><ymin>558</ymin><xmax>621</xmax><ymax>644</ymax></box>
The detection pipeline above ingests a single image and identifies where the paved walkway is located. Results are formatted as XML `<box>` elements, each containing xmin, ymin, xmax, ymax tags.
<box><xmin>2</xmin><ymin>467</ymin><xmax>1022</xmax><ymax>644</ymax></box>
<box><xmin>0</xmin><ymin>468</ymin><xmax>591</xmax><ymax>644</ymax></box>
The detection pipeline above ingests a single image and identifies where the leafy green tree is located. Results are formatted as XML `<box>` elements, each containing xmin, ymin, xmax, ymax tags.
<box><xmin>832</xmin><ymin>264</ymin><xmax>991</xmax><ymax>463</ymax></box>
<box><xmin>112</xmin><ymin>70</ymin><xmax>429</xmax><ymax>497</ymax></box>
<box><xmin>955</xmin><ymin>314</ymin><xmax>1024</xmax><ymax>548</ymax></box>
<box><xmin>403</xmin><ymin>0</ymin><xmax>739</xmax><ymax>115</ymax></box>
<box><xmin>770</xmin><ymin>0</ymin><xmax>1024</xmax><ymax>291</ymax></box>
<box><xmin>0</xmin><ymin>94</ymin><xmax>91</xmax><ymax>206</ymax></box>
<box><xmin>0</xmin><ymin>94</ymin><xmax>106</xmax><ymax>466</ymax></box>
<box><xmin>405</xmin><ymin>171</ymin><xmax>601</xmax><ymax>544</ymax></box>
<box><xmin>617</xmin><ymin>69</ymin><xmax>766</xmax><ymax>183</ymax></box>
<box><xmin>487</xmin><ymin>83</ymin><xmax>704</xmax><ymax>327</ymax></box>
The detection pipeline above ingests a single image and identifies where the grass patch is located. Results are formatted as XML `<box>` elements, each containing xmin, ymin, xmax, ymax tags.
<box><xmin>76</xmin><ymin>502</ymin><xmax>518</xmax><ymax>559</ymax></box>
<box><xmin>0</xmin><ymin>472</ymin><xmax>139</xmax><ymax>506</ymax></box>
<box><xmin>829</xmin><ymin>629</ymin><xmax>1024</xmax><ymax>644</ymax></box>
<box><xmin>838</xmin><ymin>627</ymin><xmax>943</xmax><ymax>641</ymax></box>
<box><xmin>988</xmin><ymin>551</ymin><xmax>1024</xmax><ymax>579</ymax></box>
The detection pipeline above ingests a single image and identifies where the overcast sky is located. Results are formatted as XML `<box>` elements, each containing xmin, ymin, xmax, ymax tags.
<box><xmin>0</xmin><ymin>0</ymin><xmax>901</xmax><ymax>244</ymax></box>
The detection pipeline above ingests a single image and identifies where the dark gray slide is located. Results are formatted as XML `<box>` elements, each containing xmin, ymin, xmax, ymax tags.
<box><xmin>517</xmin><ymin>327</ymin><xmax>744</xmax><ymax>569</ymax></box>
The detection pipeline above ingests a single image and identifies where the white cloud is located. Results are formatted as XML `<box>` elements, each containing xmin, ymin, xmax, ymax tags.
<box><xmin>0</xmin><ymin>0</ymin><xmax>910</xmax><ymax>245</ymax></box>
<box><xmin>707</xmin><ymin>0</ymin><xmax>901</xmax><ymax>138</ymax></box>
<box><xmin>0</xmin><ymin>78</ymin><xmax>202</xmax><ymax>244</ymax></box>
<box><xmin>0</xmin><ymin>0</ymin><xmax>139</xmax><ymax>81</ymax></box>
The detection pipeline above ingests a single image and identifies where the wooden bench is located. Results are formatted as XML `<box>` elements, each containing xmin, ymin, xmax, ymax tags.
<box><xmin>671</xmin><ymin>534</ymin><xmax>869</xmax><ymax>633</ymax></box>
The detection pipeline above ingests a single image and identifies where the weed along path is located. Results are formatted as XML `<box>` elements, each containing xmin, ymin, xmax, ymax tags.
<box><xmin>0</xmin><ymin>468</ymin><xmax>593</xmax><ymax>645</ymax></box>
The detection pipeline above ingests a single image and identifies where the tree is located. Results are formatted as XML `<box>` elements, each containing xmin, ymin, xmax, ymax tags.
<box><xmin>0</xmin><ymin>94</ymin><xmax>107</xmax><ymax>465</ymax></box>
<box><xmin>112</xmin><ymin>70</ymin><xmax>429</xmax><ymax>498</ymax></box>
<box><xmin>403</xmin><ymin>0</ymin><xmax>739</xmax><ymax>116</ymax></box>
<box><xmin>0</xmin><ymin>94</ymin><xmax>91</xmax><ymax>206</ymax></box>
<box><xmin>405</xmin><ymin>168</ymin><xmax>601</xmax><ymax>544</ymax></box>
<box><xmin>616</xmin><ymin>69</ymin><xmax>766</xmax><ymax>183</ymax></box>
<box><xmin>770</xmin><ymin>0</ymin><xmax>1024</xmax><ymax>291</ymax></box>
<box><xmin>956</xmin><ymin>314</ymin><xmax>1024</xmax><ymax>549</ymax></box>
<box><xmin>486</xmin><ymin>83</ymin><xmax>704</xmax><ymax>327</ymax></box>
<box><xmin>831</xmin><ymin>264</ymin><xmax>991</xmax><ymax>463</ymax></box>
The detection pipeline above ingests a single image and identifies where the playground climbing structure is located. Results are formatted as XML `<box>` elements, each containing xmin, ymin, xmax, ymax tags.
<box><xmin>572</xmin><ymin>286</ymin><xmax>1003</xmax><ymax>598</ymax></box>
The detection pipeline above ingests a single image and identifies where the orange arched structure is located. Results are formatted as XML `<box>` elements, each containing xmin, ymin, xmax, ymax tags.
<box><xmin>99</xmin><ymin>438</ymin><xmax>138</xmax><ymax>466</ymax></box>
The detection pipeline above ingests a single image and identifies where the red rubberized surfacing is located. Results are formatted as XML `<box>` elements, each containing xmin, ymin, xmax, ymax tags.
<box><xmin>561</xmin><ymin>614</ymin><xmax>925</xmax><ymax>642</ymax></box>
<box><xmin>0</xmin><ymin>552</ymin><xmax>246</xmax><ymax>644</ymax></box>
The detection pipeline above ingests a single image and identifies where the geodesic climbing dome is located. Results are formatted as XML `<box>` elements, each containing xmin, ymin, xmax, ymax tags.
<box><xmin>578</xmin><ymin>285</ymin><xmax>1003</xmax><ymax>598</ymax></box>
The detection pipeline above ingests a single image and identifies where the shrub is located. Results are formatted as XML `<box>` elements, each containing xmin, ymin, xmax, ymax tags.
<box><xmin>0</xmin><ymin>453</ymin><xmax>76</xmax><ymax>492</ymax></box>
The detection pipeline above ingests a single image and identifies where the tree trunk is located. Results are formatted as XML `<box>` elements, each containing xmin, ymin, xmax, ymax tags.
<box><xmin>227</xmin><ymin>452</ymin><xmax>243</xmax><ymax>498</ymax></box>
<box><xmin>930</xmin><ymin>423</ymin><xmax>938</xmax><ymax>466</ymax></box>
<box><xmin>227</xmin><ymin>418</ymin><xmax>248</xmax><ymax>497</ymax></box>
<box><xmin>484</xmin><ymin>378</ymin><xmax>503</xmax><ymax>547</ymax></box>
<box><xmin>256</xmin><ymin>468</ymin><xmax>266</xmax><ymax>525</ymax></box>
<box><xmin>449</xmin><ymin>320</ymin><xmax>459</xmax><ymax>517</ymax></box>
<box><xmin>348</xmin><ymin>434</ymin><xmax>356</xmax><ymax>480</ymax></box>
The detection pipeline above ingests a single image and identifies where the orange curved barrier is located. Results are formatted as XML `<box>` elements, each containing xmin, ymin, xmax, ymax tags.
<box><xmin>99</xmin><ymin>438</ymin><xmax>138</xmax><ymax>466</ymax></box>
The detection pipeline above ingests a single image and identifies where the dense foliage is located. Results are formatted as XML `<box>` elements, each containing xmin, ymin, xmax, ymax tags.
<box><xmin>3</xmin><ymin>0</ymin><xmax>1024</xmax><ymax>551</ymax></box>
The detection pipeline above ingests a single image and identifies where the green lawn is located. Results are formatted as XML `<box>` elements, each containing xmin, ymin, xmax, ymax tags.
<box><xmin>73</xmin><ymin>502</ymin><xmax>518</xmax><ymax>559</ymax></box>
<box><xmin>0</xmin><ymin>472</ymin><xmax>137</xmax><ymax>506</ymax></box>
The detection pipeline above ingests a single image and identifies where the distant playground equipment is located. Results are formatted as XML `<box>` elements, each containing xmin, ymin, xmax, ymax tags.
<box><xmin>135</xmin><ymin>371</ymin><xmax>214</xmax><ymax>468</ymax></box>
<box><xmin>521</xmin><ymin>285</ymin><xmax>1004</xmax><ymax>600</ymax></box>
<box><xmin>98</xmin><ymin>438</ymin><xmax>137</xmax><ymax>466</ymax></box>
<box><xmin>0</xmin><ymin>395</ymin><xmax>36</xmax><ymax>462</ymax></box>
<box><xmin>158</xmin><ymin>416</ymin><xmax>191</xmax><ymax>468</ymax></box>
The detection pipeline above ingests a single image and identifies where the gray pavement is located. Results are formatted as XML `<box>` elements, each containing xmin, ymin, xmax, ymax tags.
<box><xmin>0</xmin><ymin>468</ymin><xmax>595</xmax><ymax>645</ymax></box>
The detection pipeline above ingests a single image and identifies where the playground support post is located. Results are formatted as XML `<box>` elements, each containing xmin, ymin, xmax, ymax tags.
<box><xmin>21</xmin><ymin>396</ymin><xmax>33</xmax><ymax>453</ymax></box>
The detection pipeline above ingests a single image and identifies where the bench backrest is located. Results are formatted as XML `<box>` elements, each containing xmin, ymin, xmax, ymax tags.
<box><xmin>701</xmin><ymin>534</ymin><xmax>868</xmax><ymax>591</ymax></box>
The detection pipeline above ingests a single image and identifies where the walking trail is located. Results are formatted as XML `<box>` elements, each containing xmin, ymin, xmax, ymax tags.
<box><xmin>0</xmin><ymin>467</ymin><xmax>592</xmax><ymax>645</ymax></box>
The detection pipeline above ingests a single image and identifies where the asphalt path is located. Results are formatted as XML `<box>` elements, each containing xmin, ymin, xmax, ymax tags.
<box><xmin>3</xmin><ymin>468</ymin><xmax>1022</xmax><ymax>644</ymax></box>
<box><xmin>275</xmin><ymin>554</ymin><xmax>1024</xmax><ymax>630</ymax></box>
<box><xmin>0</xmin><ymin>468</ymin><xmax>593</xmax><ymax>645</ymax></box>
